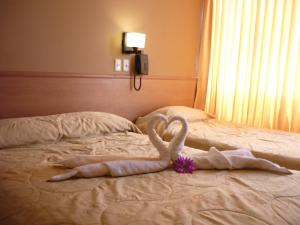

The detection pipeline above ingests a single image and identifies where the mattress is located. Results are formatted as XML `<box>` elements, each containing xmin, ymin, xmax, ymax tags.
<box><xmin>1</xmin><ymin>132</ymin><xmax>300</xmax><ymax>225</ymax></box>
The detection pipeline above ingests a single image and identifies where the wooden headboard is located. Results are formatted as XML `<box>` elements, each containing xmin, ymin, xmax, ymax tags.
<box><xmin>0</xmin><ymin>71</ymin><xmax>196</xmax><ymax>121</ymax></box>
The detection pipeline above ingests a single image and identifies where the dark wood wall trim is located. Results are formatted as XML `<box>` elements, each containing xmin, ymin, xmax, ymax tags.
<box><xmin>0</xmin><ymin>71</ymin><xmax>196</xmax><ymax>121</ymax></box>
<box><xmin>0</xmin><ymin>71</ymin><xmax>194</xmax><ymax>81</ymax></box>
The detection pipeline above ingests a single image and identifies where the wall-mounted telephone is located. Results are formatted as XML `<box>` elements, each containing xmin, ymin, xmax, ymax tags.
<box><xmin>133</xmin><ymin>53</ymin><xmax>148</xmax><ymax>91</ymax></box>
<box><xmin>135</xmin><ymin>54</ymin><xmax>148</xmax><ymax>75</ymax></box>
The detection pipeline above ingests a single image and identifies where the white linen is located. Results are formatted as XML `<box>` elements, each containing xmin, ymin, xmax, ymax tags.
<box><xmin>182</xmin><ymin>147</ymin><xmax>291</xmax><ymax>174</ymax></box>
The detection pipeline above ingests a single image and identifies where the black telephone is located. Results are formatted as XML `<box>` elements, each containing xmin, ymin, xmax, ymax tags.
<box><xmin>135</xmin><ymin>53</ymin><xmax>148</xmax><ymax>75</ymax></box>
<box><xmin>133</xmin><ymin>53</ymin><xmax>148</xmax><ymax>91</ymax></box>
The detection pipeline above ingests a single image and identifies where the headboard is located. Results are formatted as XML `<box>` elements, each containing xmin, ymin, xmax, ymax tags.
<box><xmin>0</xmin><ymin>71</ymin><xmax>196</xmax><ymax>121</ymax></box>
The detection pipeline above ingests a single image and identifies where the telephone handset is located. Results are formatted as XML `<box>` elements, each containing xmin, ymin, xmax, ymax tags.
<box><xmin>133</xmin><ymin>53</ymin><xmax>148</xmax><ymax>91</ymax></box>
<box><xmin>135</xmin><ymin>53</ymin><xmax>148</xmax><ymax>75</ymax></box>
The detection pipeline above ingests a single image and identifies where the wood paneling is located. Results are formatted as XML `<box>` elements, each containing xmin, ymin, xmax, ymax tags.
<box><xmin>0</xmin><ymin>72</ymin><xmax>196</xmax><ymax>121</ymax></box>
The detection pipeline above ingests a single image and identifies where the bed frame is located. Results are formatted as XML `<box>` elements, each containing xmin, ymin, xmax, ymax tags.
<box><xmin>0</xmin><ymin>71</ymin><xmax>196</xmax><ymax>121</ymax></box>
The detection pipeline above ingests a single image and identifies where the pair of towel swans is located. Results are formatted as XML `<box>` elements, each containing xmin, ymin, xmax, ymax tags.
<box><xmin>49</xmin><ymin>114</ymin><xmax>290</xmax><ymax>182</ymax></box>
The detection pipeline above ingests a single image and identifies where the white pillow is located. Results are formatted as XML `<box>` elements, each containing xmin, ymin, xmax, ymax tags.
<box><xmin>58</xmin><ymin>112</ymin><xmax>141</xmax><ymax>138</ymax></box>
<box><xmin>135</xmin><ymin>106</ymin><xmax>214</xmax><ymax>134</ymax></box>
<box><xmin>0</xmin><ymin>114</ymin><xmax>61</xmax><ymax>149</ymax></box>
<box><xmin>0</xmin><ymin>111</ymin><xmax>141</xmax><ymax>149</ymax></box>
<box><xmin>166</xmin><ymin>106</ymin><xmax>214</xmax><ymax>121</ymax></box>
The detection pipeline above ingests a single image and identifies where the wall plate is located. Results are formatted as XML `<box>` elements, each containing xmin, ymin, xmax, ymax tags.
<box><xmin>114</xmin><ymin>58</ymin><xmax>122</xmax><ymax>71</ymax></box>
<box><xmin>123</xmin><ymin>59</ymin><xmax>130</xmax><ymax>72</ymax></box>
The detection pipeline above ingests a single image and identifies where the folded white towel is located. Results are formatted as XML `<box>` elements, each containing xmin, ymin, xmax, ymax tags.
<box><xmin>49</xmin><ymin>158</ymin><xmax>170</xmax><ymax>181</ymax></box>
<box><xmin>180</xmin><ymin>147</ymin><xmax>291</xmax><ymax>174</ymax></box>
<box><xmin>55</xmin><ymin>155</ymin><xmax>153</xmax><ymax>168</ymax></box>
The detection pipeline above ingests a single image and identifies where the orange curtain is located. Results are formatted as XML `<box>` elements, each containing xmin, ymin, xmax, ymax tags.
<box><xmin>194</xmin><ymin>0</ymin><xmax>213</xmax><ymax>110</ymax></box>
<box><xmin>196</xmin><ymin>0</ymin><xmax>300</xmax><ymax>132</ymax></box>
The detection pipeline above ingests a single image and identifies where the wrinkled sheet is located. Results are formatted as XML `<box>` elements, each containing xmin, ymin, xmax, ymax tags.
<box><xmin>1</xmin><ymin>132</ymin><xmax>300</xmax><ymax>225</ymax></box>
<box><xmin>164</xmin><ymin>119</ymin><xmax>300</xmax><ymax>170</ymax></box>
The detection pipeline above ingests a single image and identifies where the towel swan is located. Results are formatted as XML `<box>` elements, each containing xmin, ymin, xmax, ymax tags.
<box><xmin>138</xmin><ymin>113</ymin><xmax>291</xmax><ymax>174</ymax></box>
<box><xmin>147</xmin><ymin>114</ymin><xmax>189</xmax><ymax>162</ymax></box>
<box><xmin>49</xmin><ymin>114</ymin><xmax>176</xmax><ymax>181</ymax></box>
<box><xmin>166</xmin><ymin>115</ymin><xmax>291</xmax><ymax>174</ymax></box>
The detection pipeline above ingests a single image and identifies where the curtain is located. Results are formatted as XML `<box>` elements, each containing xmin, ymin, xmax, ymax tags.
<box><xmin>200</xmin><ymin>0</ymin><xmax>300</xmax><ymax>132</ymax></box>
<box><xmin>194</xmin><ymin>0</ymin><xmax>213</xmax><ymax>110</ymax></box>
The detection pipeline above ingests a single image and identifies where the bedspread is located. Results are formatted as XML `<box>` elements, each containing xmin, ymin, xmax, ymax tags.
<box><xmin>0</xmin><ymin>132</ymin><xmax>300</xmax><ymax>225</ymax></box>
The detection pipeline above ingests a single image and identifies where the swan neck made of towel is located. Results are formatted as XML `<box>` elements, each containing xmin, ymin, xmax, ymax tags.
<box><xmin>147</xmin><ymin>114</ymin><xmax>169</xmax><ymax>160</ymax></box>
<box><xmin>168</xmin><ymin>116</ymin><xmax>189</xmax><ymax>161</ymax></box>
<box><xmin>147</xmin><ymin>114</ymin><xmax>189</xmax><ymax>161</ymax></box>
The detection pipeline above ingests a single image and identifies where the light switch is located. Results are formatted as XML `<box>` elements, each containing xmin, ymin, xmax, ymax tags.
<box><xmin>123</xmin><ymin>59</ymin><xmax>130</xmax><ymax>72</ymax></box>
<box><xmin>115</xmin><ymin>58</ymin><xmax>122</xmax><ymax>71</ymax></box>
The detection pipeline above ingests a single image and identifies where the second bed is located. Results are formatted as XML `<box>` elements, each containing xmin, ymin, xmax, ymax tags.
<box><xmin>135</xmin><ymin>106</ymin><xmax>300</xmax><ymax>170</ymax></box>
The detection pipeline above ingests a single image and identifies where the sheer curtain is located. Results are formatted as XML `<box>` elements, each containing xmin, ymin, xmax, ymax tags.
<box><xmin>199</xmin><ymin>0</ymin><xmax>300</xmax><ymax>132</ymax></box>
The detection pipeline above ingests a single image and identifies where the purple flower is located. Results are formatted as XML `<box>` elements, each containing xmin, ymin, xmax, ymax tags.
<box><xmin>173</xmin><ymin>156</ymin><xmax>196</xmax><ymax>173</ymax></box>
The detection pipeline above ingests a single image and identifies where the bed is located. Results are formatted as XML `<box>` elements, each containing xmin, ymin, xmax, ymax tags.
<box><xmin>1</xmin><ymin>111</ymin><xmax>300</xmax><ymax>225</ymax></box>
<box><xmin>135</xmin><ymin>106</ymin><xmax>300</xmax><ymax>170</ymax></box>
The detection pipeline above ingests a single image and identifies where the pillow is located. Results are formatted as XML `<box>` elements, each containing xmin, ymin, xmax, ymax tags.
<box><xmin>58</xmin><ymin>112</ymin><xmax>141</xmax><ymax>138</ymax></box>
<box><xmin>135</xmin><ymin>106</ymin><xmax>214</xmax><ymax>134</ymax></box>
<box><xmin>166</xmin><ymin>106</ymin><xmax>214</xmax><ymax>121</ymax></box>
<box><xmin>0</xmin><ymin>114</ymin><xmax>61</xmax><ymax>149</ymax></box>
<box><xmin>0</xmin><ymin>111</ymin><xmax>141</xmax><ymax>149</ymax></box>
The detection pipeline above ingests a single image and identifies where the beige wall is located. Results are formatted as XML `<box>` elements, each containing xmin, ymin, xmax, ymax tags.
<box><xmin>0</xmin><ymin>0</ymin><xmax>201</xmax><ymax>78</ymax></box>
